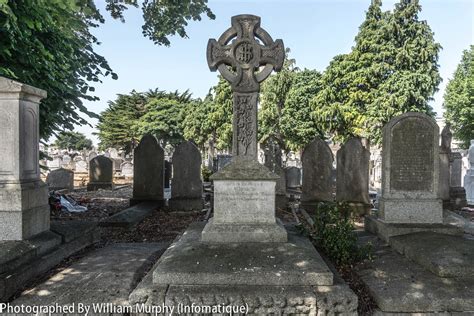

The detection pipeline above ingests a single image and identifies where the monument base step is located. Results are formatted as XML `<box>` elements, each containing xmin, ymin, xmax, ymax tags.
<box><xmin>152</xmin><ymin>222</ymin><xmax>332</xmax><ymax>286</ymax></box>
<box><xmin>365</xmin><ymin>215</ymin><xmax>462</xmax><ymax>242</ymax></box>
<box><xmin>130</xmin><ymin>222</ymin><xmax>357</xmax><ymax>315</ymax></box>
<box><xmin>201</xmin><ymin>219</ymin><xmax>288</xmax><ymax>243</ymax></box>
<box><xmin>168</xmin><ymin>197</ymin><xmax>203</xmax><ymax>211</ymax></box>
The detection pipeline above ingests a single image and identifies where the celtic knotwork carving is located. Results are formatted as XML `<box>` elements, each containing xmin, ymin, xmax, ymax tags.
<box><xmin>207</xmin><ymin>15</ymin><xmax>285</xmax><ymax>93</ymax></box>
<box><xmin>236</xmin><ymin>95</ymin><xmax>254</xmax><ymax>155</ymax></box>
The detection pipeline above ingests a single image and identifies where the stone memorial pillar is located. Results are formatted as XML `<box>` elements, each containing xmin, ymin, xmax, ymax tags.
<box><xmin>201</xmin><ymin>14</ymin><xmax>287</xmax><ymax>243</ymax></box>
<box><xmin>0</xmin><ymin>77</ymin><xmax>50</xmax><ymax>240</ymax></box>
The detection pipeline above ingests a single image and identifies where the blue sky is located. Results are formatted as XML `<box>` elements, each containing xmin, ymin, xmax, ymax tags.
<box><xmin>76</xmin><ymin>0</ymin><xmax>473</xmax><ymax>145</ymax></box>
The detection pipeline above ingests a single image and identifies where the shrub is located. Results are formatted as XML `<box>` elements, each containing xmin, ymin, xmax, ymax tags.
<box><xmin>310</xmin><ymin>202</ymin><xmax>372</xmax><ymax>267</ymax></box>
<box><xmin>201</xmin><ymin>166</ymin><xmax>212</xmax><ymax>182</ymax></box>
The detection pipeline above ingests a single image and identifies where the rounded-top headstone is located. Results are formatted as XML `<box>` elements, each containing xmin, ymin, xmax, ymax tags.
<box><xmin>46</xmin><ymin>168</ymin><xmax>74</xmax><ymax>191</ymax></box>
<box><xmin>133</xmin><ymin>134</ymin><xmax>164</xmax><ymax>201</ymax></box>
<box><xmin>171</xmin><ymin>141</ymin><xmax>202</xmax><ymax>199</ymax></box>
<box><xmin>336</xmin><ymin>137</ymin><xmax>370</xmax><ymax>204</ymax></box>
<box><xmin>301</xmin><ymin>137</ymin><xmax>334</xmax><ymax>203</ymax></box>
<box><xmin>89</xmin><ymin>155</ymin><xmax>113</xmax><ymax>183</ymax></box>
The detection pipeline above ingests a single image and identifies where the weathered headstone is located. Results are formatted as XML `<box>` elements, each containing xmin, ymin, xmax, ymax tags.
<box><xmin>301</xmin><ymin>137</ymin><xmax>335</xmax><ymax>207</ymax></box>
<box><xmin>169</xmin><ymin>141</ymin><xmax>203</xmax><ymax>210</ymax></box>
<box><xmin>216</xmin><ymin>154</ymin><xmax>232</xmax><ymax>171</ymax></box>
<box><xmin>380</xmin><ymin>112</ymin><xmax>442</xmax><ymax>223</ymax></box>
<box><xmin>131</xmin><ymin>134</ymin><xmax>164</xmax><ymax>206</ymax></box>
<box><xmin>336</xmin><ymin>137</ymin><xmax>370</xmax><ymax>213</ymax></box>
<box><xmin>449</xmin><ymin>151</ymin><xmax>467</xmax><ymax>209</ymax></box>
<box><xmin>87</xmin><ymin>155</ymin><xmax>114</xmax><ymax>191</ymax></box>
<box><xmin>0</xmin><ymin>77</ymin><xmax>50</xmax><ymax>240</ymax></box>
<box><xmin>262</xmin><ymin>136</ymin><xmax>287</xmax><ymax>209</ymax></box>
<box><xmin>88</xmin><ymin>151</ymin><xmax>97</xmax><ymax>162</ymax></box>
<box><xmin>465</xmin><ymin>140</ymin><xmax>474</xmax><ymax>205</ymax></box>
<box><xmin>120</xmin><ymin>161</ymin><xmax>133</xmax><ymax>177</ymax></box>
<box><xmin>48</xmin><ymin>156</ymin><xmax>62</xmax><ymax>170</ymax></box>
<box><xmin>113</xmin><ymin>158</ymin><xmax>123</xmax><ymax>172</ymax></box>
<box><xmin>109</xmin><ymin>148</ymin><xmax>119</xmax><ymax>159</ymax></box>
<box><xmin>46</xmin><ymin>168</ymin><xmax>74</xmax><ymax>191</ymax></box>
<box><xmin>164</xmin><ymin>160</ymin><xmax>172</xmax><ymax>189</ymax></box>
<box><xmin>75</xmin><ymin>160</ymin><xmax>88</xmax><ymax>173</ymax></box>
<box><xmin>201</xmin><ymin>14</ymin><xmax>287</xmax><ymax>243</ymax></box>
<box><xmin>439</xmin><ymin>124</ymin><xmax>452</xmax><ymax>204</ymax></box>
<box><xmin>285</xmin><ymin>166</ymin><xmax>301</xmax><ymax>189</ymax></box>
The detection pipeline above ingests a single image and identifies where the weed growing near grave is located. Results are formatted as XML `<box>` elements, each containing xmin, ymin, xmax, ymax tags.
<box><xmin>310</xmin><ymin>202</ymin><xmax>372</xmax><ymax>267</ymax></box>
<box><xmin>201</xmin><ymin>166</ymin><xmax>212</xmax><ymax>182</ymax></box>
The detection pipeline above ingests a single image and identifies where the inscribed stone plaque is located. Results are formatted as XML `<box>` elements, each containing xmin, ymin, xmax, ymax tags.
<box><xmin>390</xmin><ymin>118</ymin><xmax>434</xmax><ymax>192</ymax></box>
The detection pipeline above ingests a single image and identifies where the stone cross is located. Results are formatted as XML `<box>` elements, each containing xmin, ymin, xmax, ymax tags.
<box><xmin>207</xmin><ymin>14</ymin><xmax>284</xmax><ymax>160</ymax></box>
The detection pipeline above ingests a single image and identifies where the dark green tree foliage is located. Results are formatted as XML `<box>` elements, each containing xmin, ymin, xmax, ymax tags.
<box><xmin>105</xmin><ymin>0</ymin><xmax>214</xmax><ymax>46</ymax></box>
<box><xmin>280</xmin><ymin>69</ymin><xmax>324</xmax><ymax>151</ymax></box>
<box><xmin>259</xmin><ymin>49</ymin><xmax>296</xmax><ymax>145</ymax></box>
<box><xmin>54</xmin><ymin>131</ymin><xmax>93</xmax><ymax>150</ymax></box>
<box><xmin>136</xmin><ymin>90</ymin><xmax>192</xmax><ymax>146</ymax></box>
<box><xmin>367</xmin><ymin>0</ymin><xmax>441</xmax><ymax>142</ymax></box>
<box><xmin>0</xmin><ymin>0</ymin><xmax>116</xmax><ymax>140</ymax></box>
<box><xmin>0</xmin><ymin>0</ymin><xmax>214</xmax><ymax>141</ymax></box>
<box><xmin>97</xmin><ymin>89</ymin><xmax>193</xmax><ymax>150</ymax></box>
<box><xmin>209</xmin><ymin>77</ymin><xmax>233</xmax><ymax>151</ymax></box>
<box><xmin>443</xmin><ymin>46</ymin><xmax>474</xmax><ymax>149</ymax></box>
<box><xmin>313</xmin><ymin>0</ymin><xmax>441</xmax><ymax>144</ymax></box>
<box><xmin>183</xmin><ymin>93</ymin><xmax>214</xmax><ymax>149</ymax></box>
<box><xmin>96</xmin><ymin>91</ymin><xmax>147</xmax><ymax>152</ymax></box>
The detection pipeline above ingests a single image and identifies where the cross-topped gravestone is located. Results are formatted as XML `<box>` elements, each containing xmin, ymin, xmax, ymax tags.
<box><xmin>207</xmin><ymin>14</ymin><xmax>284</xmax><ymax>160</ymax></box>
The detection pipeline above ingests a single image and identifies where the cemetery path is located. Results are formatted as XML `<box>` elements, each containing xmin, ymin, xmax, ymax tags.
<box><xmin>11</xmin><ymin>243</ymin><xmax>169</xmax><ymax>306</ymax></box>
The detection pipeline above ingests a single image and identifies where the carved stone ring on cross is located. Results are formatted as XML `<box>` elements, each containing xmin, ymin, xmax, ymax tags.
<box><xmin>207</xmin><ymin>14</ymin><xmax>285</xmax><ymax>93</ymax></box>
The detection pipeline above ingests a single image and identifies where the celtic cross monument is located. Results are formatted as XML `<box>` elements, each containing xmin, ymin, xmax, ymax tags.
<box><xmin>131</xmin><ymin>16</ymin><xmax>356</xmax><ymax>313</ymax></box>
<box><xmin>201</xmin><ymin>14</ymin><xmax>287</xmax><ymax>243</ymax></box>
<box><xmin>207</xmin><ymin>14</ymin><xmax>284</xmax><ymax>160</ymax></box>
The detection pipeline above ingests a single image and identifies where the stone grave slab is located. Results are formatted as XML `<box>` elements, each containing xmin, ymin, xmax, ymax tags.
<box><xmin>356</xmin><ymin>234</ymin><xmax>474</xmax><ymax>313</ymax></box>
<box><xmin>153</xmin><ymin>222</ymin><xmax>333</xmax><ymax>286</ymax></box>
<box><xmin>389</xmin><ymin>232</ymin><xmax>474</xmax><ymax>278</ymax></box>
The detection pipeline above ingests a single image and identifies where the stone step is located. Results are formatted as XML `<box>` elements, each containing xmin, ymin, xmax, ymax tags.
<box><xmin>356</xmin><ymin>233</ymin><xmax>474</xmax><ymax>313</ymax></box>
<box><xmin>389</xmin><ymin>232</ymin><xmax>474</xmax><ymax>278</ymax></box>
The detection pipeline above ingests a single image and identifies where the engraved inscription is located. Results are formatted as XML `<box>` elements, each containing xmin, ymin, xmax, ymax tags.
<box><xmin>390</xmin><ymin>118</ymin><xmax>434</xmax><ymax>191</ymax></box>
<box><xmin>219</xmin><ymin>182</ymin><xmax>270</xmax><ymax>202</ymax></box>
